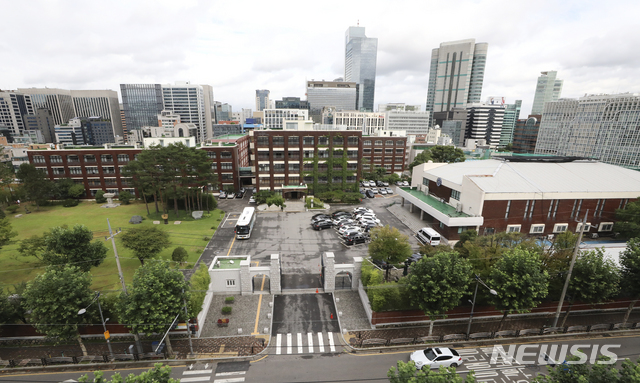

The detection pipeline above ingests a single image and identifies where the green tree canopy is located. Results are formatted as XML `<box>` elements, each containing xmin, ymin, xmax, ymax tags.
<box><xmin>118</xmin><ymin>261</ymin><xmax>189</xmax><ymax>357</ymax></box>
<box><xmin>171</xmin><ymin>246</ymin><xmax>188</xmax><ymax>265</ymax></box>
<box><xmin>408</xmin><ymin>251</ymin><xmax>472</xmax><ymax>318</ymax></box>
<box><xmin>18</xmin><ymin>225</ymin><xmax>107</xmax><ymax>271</ymax></box>
<box><xmin>430</xmin><ymin>146</ymin><xmax>466</xmax><ymax>163</ymax></box>
<box><xmin>368</xmin><ymin>225</ymin><xmax>413</xmax><ymax>282</ymax></box>
<box><xmin>22</xmin><ymin>265</ymin><xmax>93</xmax><ymax>355</ymax></box>
<box><xmin>534</xmin><ymin>355</ymin><xmax>640</xmax><ymax>383</ymax></box>
<box><xmin>621</xmin><ymin>237</ymin><xmax>640</xmax><ymax>324</ymax></box>
<box><xmin>78</xmin><ymin>363</ymin><xmax>179</xmax><ymax>383</ymax></box>
<box><xmin>16</xmin><ymin>163</ymin><xmax>53</xmax><ymax>210</ymax></box>
<box><xmin>560</xmin><ymin>248</ymin><xmax>620</xmax><ymax>327</ymax></box>
<box><xmin>388</xmin><ymin>360</ymin><xmax>476</xmax><ymax>383</ymax></box>
<box><xmin>0</xmin><ymin>216</ymin><xmax>17</xmax><ymax>250</ymax></box>
<box><xmin>614</xmin><ymin>199</ymin><xmax>640</xmax><ymax>238</ymax></box>
<box><xmin>488</xmin><ymin>247</ymin><xmax>549</xmax><ymax>330</ymax></box>
<box><xmin>120</xmin><ymin>226</ymin><xmax>171</xmax><ymax>265</ymax></box>
<box><xmin>409</xmin><ymin>150</ymin><xmax>433</xmax><ymax>170</ymax></box>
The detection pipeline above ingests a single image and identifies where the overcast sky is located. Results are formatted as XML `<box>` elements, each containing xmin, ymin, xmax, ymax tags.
<box><xmin>3</xmin><ymin>0</ymin><xmax>640</xmax><ymax>117</ymax></box>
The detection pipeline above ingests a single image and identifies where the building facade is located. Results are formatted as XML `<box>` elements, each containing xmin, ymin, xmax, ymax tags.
<box><xmin>17</xmin><ymin>88</ymin><xmax>75</xmax><ymax>127</ymax></box>
<box><xmin>344</xmin><ymin>26</ymin><xmax>378</xmax><ymax>112</ymax></box>
<box><xmin>275</xmin><ymin>97</ymin><xmax>310</xmax><ymax>111</ymax></box>
<box><xmin>512</xmin><ymin>115</ymin><xmax>541</xmax><ymax>154</ymax></box>
<box><xmin>0</xmin><ymin>90</ymin><xmax>29</xmax><ymax>136</ymax></box>
<box><xmin>255</xmin><ymin>90</ymin><xmax>270</xmax><ymax>112</ymax></box>
<box><xmin>534</xmin><ymin>93</ymin><xmax>640</xmax><ymax>169</ymax></box>
<box><xmin>331</xmin><ymin>111</ymin><xmax>385</xmax><ymax>135</ymax></box>
<box><xmin>162</xmin><ymin>82</ymin><xmax>214</xmax><ymax>142</ymax></box>
<box><xmin>120</xmin><ymin>84</ymin><xmax>164</xmax><ymax>132</ymax></box>
<box><xmin>401</xmin><ymin>158</ymin><xmax>639</xmax><ymax>242</ymax></box>
<box><xmin>425</xmin><ymin>39</ymin><xmax>488</xmax><ymax>126</ymax></box>
<box><xmin>531</xmin><ymin>71</ymin><xmax>563</xmax><ymax>115</ymax></box>
<box><xmin>306</xmin><ymin>80</ymin><xmax>357</xmax><ymax>122</ymax></box>
<box><xmin>498</xmin><ymin>100</ymin><xmax>522</xmax><ymax>147</ymax></box>
<box><xmin>385</xmin><ymin>110</ymin><xmax>430</xmax><ymax>134</ymax></box>
<box><xmin>263</xmin><ymin>109</ymin><xmax>310</xmax><ymax>130</ymax></box>
<box><xmin>465</xmin><ymin>103</ymin><xmax>505</xmax><ymax>147</ymax></box>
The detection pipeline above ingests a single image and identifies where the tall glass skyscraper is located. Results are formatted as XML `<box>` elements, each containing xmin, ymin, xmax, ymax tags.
<box><xmin>531</xmin><ymin>71</ymin><xmax>563</xmax><ymax>115</ymax></box>
<box><xmin>425</xmin><ymin>39</ymin><xmax>488</xmax><ymax>126</ymax></box>
<box><xmin>255</xmin><ymin>90</ymin><xmax>270</xmax><ymax>111</ymax></box>
<box><xmin>344</xmin><ymin>26</ymin><xmax>377</xmax><ymax>112</ymax></box>
<box><xmin>120</xmin><ymin>84</ymin><xmax>164</xmax><ymax>132</ymax></box>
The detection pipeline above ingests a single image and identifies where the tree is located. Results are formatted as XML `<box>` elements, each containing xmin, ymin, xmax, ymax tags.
<box><xmin>68</xmin><ymin>184</ymin><xmax>85</xmax><ymax>199</ymax></box>
<box><xmin>453</xmin><ymin>229</ymin><xmax>478</xmax><ymax>256</ymax></box>
<box><xmin>118</xmin><ymin>261</ymin><xmax>189</xmax><ymax>358</ymax></box>
<box><xmin>78</xmin><ymin>363</ymin><xmax>179</xmax><ymax>383</ymax></box>
<box><xmin>120</xmin><ymin>226</ymin><xmax>171</xmax><ymax>265</ymax></box>
<box><xmin>254</xmin><ymin>190</ymin><xmax>274</xmax><ymax>205</ymax></box>
<box><xmin>560</xmin><ymin>248</ymin><xmax>620</xmax><ymax>327</ymax></box>
<box><xmin>409</xmin><ymin>150</ymin><xmax>433</xmax><ymax>170</ymax></box>
<box><xmin>95</xmin><ymin>190</ymin><xmax>106</xmax><ymax>203</ymax></box>
<box><xmin>16</xmin><ymin>163</ymin><xmax>53</xmax><ymax>210</ymax></box>
<box><xmin>534</xmin><ymin>355</ymin><xmax>640</xmax><ymax>383</ymax></box>
<box><xmin>0</xmin><ymin>161</ymin><xmax>16</xmax><ymax>199</ymax></box>
<box><xmin>171</xmin><ymin>246</ymin><xmax>188</xmax><ymax>265</ymax></box>
<box><xmin>118</xmin><ymin>190</ymin><xmax>133</xmax><ymax>205</ymax></box>
<box><xmin>53</xmin><ymin>178</ymin><xmax>75</xmax><ymax>200</ymax></box>
<box><xmin>430</xmin><ymin>146</ymin><xmax>466</xmax><ymax>163</ymax></box>
<box><xmin>488</xmin><ymin>248</ymin><xmax>549</xmax><ymax>331</ymax></box>
<box><xmin>388</xmin><ymin>361</ymin><xmax>476</xmax><ymax>383</ymax></box>
<box><xmin>408</xmin><ymin>251</ymin><xmax>472</xmax><ymax>318</ymax></box>
<box><xmin>369</xmin><ymin>225</ymin><xmax>412</xmax><ymax>282</ymax></box>
<box><xmin>0</xmin><ymin>288</ymin><xmax>13</xmax><ymax>324</ymax></box>
<box><xmin>22</xmin><ymin>265</ymin><xmax>93</xmax><ymax>355</ymax></box>
<box><xmin>621</xmin><ymin>237</ymin><xmax>640</xmax><ymax>324</ymax></box>
<box><xmin>39</xmin><ymin>224</ymin><xmax>108</xmax><ymax>272</ymax></box>
<box><xmin>266</xmin><ymin>194</ymin><xmax>286</xmax><ymax>210</ymax></box>
<box><xmin>541</xmin><ymin>231</ymin><xmax>579</xmax><ymax>297</ymax></box>
<box><xmin>0</xmin><ymin>216</ymin><xmax>17</xmax><ymax>250</ymax></box>
<box><xmin>614</xmin><ymin>199</ymin><xmax>640</xmax><ymax>239</ymax></box>
<box><xmin>17</xmin><ymin>234</ymin><xmax>46</xmax><ymax>261</ymax></box>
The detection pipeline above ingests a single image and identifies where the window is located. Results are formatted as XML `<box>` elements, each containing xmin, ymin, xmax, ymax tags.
<box><xmin>84</xmin><ymin>155</ymin><xmax>96</xmax><ymax>163</ymax></box>
<box><xmin>221</xmin><ymin>151</ymin><xmax>232</xmax><ymax>158</ymax></box>
<box><xmin>211</xmin><ymin>163</ymin><xmax>217</xmax><ymax>170</ymax></box>
<box><xmin>259</xmin><ymin>163</ymin><xmax>270</xmax><ymax>172</ymax></box>
<box><xmin>347</xmin><ymin>136</ymin><xmax>358</xmax><ymax>146</ymax></box>
<box><xmin>85</xmin><ymin>166</ymin><xmax>99</xmax><ymax>174</ymax></box>
<box><xmin>374</xmin><ymin>148</ymin><xmax>382</xmax><ymax>154</ymax></box>
<box><xmin>303</xmin><ymin>136</ymin><xmax>314</xmax><ymax>145</ymax></box>
<box><xmin>386</xmin><ymin>140</ymin><xmax>393</xmax><ymax>146</ymax></box>
<box><xmin>396</xmin><ymin>148</ymin><xmax>404</xmax><ymax>154</ymax></box>
<box><xmin>207</xmin><ymin>151</ymin><xmax>217</xmax><ymax>159</ymax></box>
<box><xmin>288</xmin><ymin>163</ymin><xmax>299</xmax><ymax>171</ymax></box>
<box><xmin>257</xmin><ymin>136</ymin><xmax>269</xmax><ymax>146</ymax></box>
<box><xmin>221</xmin><ymin>162</ymin><xmax>233</xmax><ymax>170</ymax></box>
<box><xmin>576</xmin><ymin>222</ymin><xmax>591</xmax><ymax>232</ymax></box>
<box><xmin>347</xmin><ymin>150</ymin><xmax>358</xmax><ymax>158</ymax></box>
<box><xmin>101</xmin><ymin>155</ymin><xmax>113</xmax><ymax>162</ymax></box>
<box><xmin>69</xmin><ymin>167</ymin><xmax>82</xmax><ymax>175</ymax></box>
<box><xmin>363</xmin><ymin>149</ymin><xmax>371</xmax><ymax>154</ymax></box>
<box><xmin>117</xmin><ymin>154</ymin><xmax>130</xmax><ymax>162</ymax></box>
<box><xmin>303</xmin><ymin>163</ymin><xmax>314</xmax><ymax>171</ymax></box>
<box><xmin>67</xmin><ymin>155</ymin><xmax>80</xmax><ymax>162</ymax></box>
<box><xmin>598</xmin><ymin>222</ymin><xmax>614</xmax><ymax>232</ymax></box>
<box><xmin>375</xmin><ymin>140</ymin><xmax>382</xmax><ymax>145</ymax></box>
<box><xmin>303</xmin><ymin>176</ymin><xmax>314</xmax><ymax>183</ymax></box>
<box><xmin>363</xmin><ymin>140</ymin><xmax>371</xmax><ymax>146</ymax></box>
<box><xmin>530</xmin><ymin>224</ymin><xmax>545</xmax><ymax>234</ymax></box>
<box><xmin>374</xmin><ymin>156</ymin><xmax>382</xmax><ymax>162</ymax></box>
<box><xmin>451</xmin><ymin>190</ymin><xmax>460</xmax><ymax>200</ymax></box>
<box><xmin>333</xmin><ymin>136</ymin><xmax>344</xmax><ymax>146</ymax></box>
<box><xmin>303</xmin><ymin>150</ymin><xmax>314</xmax><ymax>158</ymax></box>
<box><xmin>221</xmin><ymin>174</ymin><xmax>233</xmax><ymax>181</ymax></box>
<box><xmin>288</xmin><ymin>136</ymin><xmax>299</xmax><ymax>145</ymax></box>
<box><xmin>102</xmin><ymin>166</ymin><xmax>115</xmax><ymax>174</ymax></box>
<box><xmin>422</xmin><ymin>177</ymin><xmax>429</xmax><ymax>186</ymax></box>
<box><xmin>272</xmin><ymin>136</ymin><xmax>284</xmax><ymax>145</ymax></box>
<box><xmin>385</xmin><ymin>148</ymin><xmax>393</xmax><ymax>154</ymax></box>
<box><xmin>273</xmin><ymin>164</ymin><xmax>285</xmax><ymax>172</ymax></box>
<box><xmin>52</xmin><ymin>167</ymin><xmax>65</xmax><ymax>175</ymax></box>
<box><xmin>318</xmin><ymin>136</ymin><xmax>328</xmax><ymax>145</ymax></box>
<box><xmin>553</xmin><ymin>224</ymin><xmax>568</xmax><ymax>233</ymax></box>
<box><xmin>507</xmin><ymin>225</ymin><xmax>521</xmax><ymax>233</ymax></box>
<box><xmin>50</xmin><ymin>155</ymin><xmax>63</xmax><ymax>163</ymax></box>
<box><xmin>226</xmin><ymin>279</ymin><xmax>236</xmax><ymax>287</ymax></box>
<box><xmin>33</xmin><ymin>155</ymin><xmax>45</xmax><ymax>163</ymax></box>
<box><xmin>505</xmin><ymin>200</ymin><xmax>511</xmax><ymax>219</ymax></box>
<box><xmin>333</xmin><ymin>150</ymin><xmax>343</xmax><ymax>157</ymax></box>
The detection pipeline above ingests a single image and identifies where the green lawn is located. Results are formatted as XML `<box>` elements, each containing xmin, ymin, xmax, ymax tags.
<box><xmin>0</xmin><ymin>200</ymin><xmax>225</xmax><ymax>292</ymax></box>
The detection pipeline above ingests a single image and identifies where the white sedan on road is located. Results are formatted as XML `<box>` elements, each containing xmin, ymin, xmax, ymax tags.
<box><xmin>410</xmin><ymin>347</ymin><xmax>463</xmax><ymax>370</ymax></box>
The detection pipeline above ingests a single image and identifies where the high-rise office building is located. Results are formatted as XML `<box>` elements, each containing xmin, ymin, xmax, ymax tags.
<box><xmin>306</xmin><ymin>80</ymin><xmax>357</xmax><ymax>122</ymax></box>
<box><xmin>497</xmin><ymin>99</ymin><xmax>522</xmax><ymax>147</ymax></box>
<box><xmin>465</xmin><ymin>103</ymin><xmax>505</xmax><ymax>147</ymax></box>
<box><xmin>425</xmin><ymin>39</ymin><xmax>489</xmax><ymax>126</ymax></box>
<box><xmin>512</xmin><ymin>115</ymin><xmax>541</xmax><ymax>154</ymax></box>
<box><xmin>17</xmin><ymin>88</ymin><xmax>75</xmax><ymax>126</ymax></box>
<box><xmin>120</xmin><ymin>84</ymin><xmax>164</xmax><ymax>132</ymax></box>
<box><xmin>275</xmin><ymin>97</ymin><xmax>310</xmax><ymax>111</ymax></box>
<box><xmin>534</xmin><ymin>93</ymin><xmax>640</xmax><ymax>169</ymax></box>
<box><xmin>531</xmin><ymin>71</ymin><xmax>563</xmax><ymax>115</ymax></box>
<box><xmin>255</xmin><ymin>90</ymin><xmax>270</xmax><ymax>112</ymax></box>
<box><xmin>24</xmin><ymin>109</ymin><xmax>55</xmax><ymax>143</ymax></box>
<box><xmin>345</xmin><ymin>26</ymin><xmax>377</xmax><ymax>112</ymax></box>
<box><xmin>0</xmin><ymin>90</ymin><xmax>29</xmax><ymax>135</ymax></box>
<box><xmin>162</xmin><ymin>82</ymin><xmax>214</xmax><ymax>142</ymax></box>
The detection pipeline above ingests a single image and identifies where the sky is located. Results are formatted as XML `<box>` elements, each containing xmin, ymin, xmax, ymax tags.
<box><xmin>3</xmin><ymin>0</ymin><xmax>640</xmax><ymax>117</ymax></box>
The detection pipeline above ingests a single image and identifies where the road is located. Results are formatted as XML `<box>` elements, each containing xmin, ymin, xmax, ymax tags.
<box><xmin>4</xmin><ymin>334</ymin><xmax>639</xmax><ymax>382</ymax></box>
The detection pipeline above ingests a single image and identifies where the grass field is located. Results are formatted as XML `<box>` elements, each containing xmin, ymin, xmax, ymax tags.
<box><xmin>0</xmin><ymin>200</ymin><xmax>225</xmax><ymax>292</ymax></box>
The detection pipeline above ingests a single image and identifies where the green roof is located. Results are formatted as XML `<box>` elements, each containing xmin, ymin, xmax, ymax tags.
<box><xmin>399</xmin><ymin>187</ymin><xmax>471</xmax><ymax>218</ymax></box>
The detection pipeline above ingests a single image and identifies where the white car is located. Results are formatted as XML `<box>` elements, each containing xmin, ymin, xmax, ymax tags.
<box><xmin>338</xmin><ymin>225</ymin><xmax>361</xmax><ymax>235</ymax></box>
<box><xmin>402</xmin><ymin>181</ymin><xmax>409</xmax><ymax>186</ymax></box>
<box><xmin>410</xmin><ymin>347</ymin><xmax>463</xmax><ymax>370</ymax></box>
<box><xmin>353</xmin><ymin>207</ymin><xmax>373</xmax><ymax>214</ymax></box>
<box><xmin>370</xmin><ymin>188</ymin><xmax>378</xmax><ymax>194</ymax></box>
<box><xmin>219</xmin><ymin>191</ymin><xmax>227</xmax><ymax>199</ymax></box>
<box><xmin>379</xmin><ymin>189</ymin><xmax>387</xmax><ymax>195</ymax></box>
<box><xmin>249</xmin><ymin>196</ymin><xmax>256</xmax><ymax>203</ymax></box>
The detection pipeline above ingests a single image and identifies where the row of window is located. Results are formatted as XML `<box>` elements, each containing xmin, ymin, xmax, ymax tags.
<box><xmin>258</xmin><ymin>164</ymin><xmax>358</xmax><ymax>172</ymax></box>
<box><xmin>506</xmin><ymin>222</ymin><xmax>613</xmax><ymax>234</ymax></box>
<box><xmin>34</xmin><ymin>154</ymin><xmax>133</xmax><ymax>164</ymax></box>
<box><xmin>256</xmin><ymin>136</ymin><xmax>360</xmax><ymax>146</ymax></box>
<box><xmin>363</xmin><ymin>148</ymin><xmax>405</xmax><ymax>154</ymax></box>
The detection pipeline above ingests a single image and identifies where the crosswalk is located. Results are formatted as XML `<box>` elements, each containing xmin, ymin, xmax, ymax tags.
<box><xmin>274</xmin><ymin>332</ymin><xmax>339</xmax><ymax>355</ymax></box>
<box><xmin>181</xmin><ymin>366</ymin><xmax>247</xmax><ymax>383</ymax></box>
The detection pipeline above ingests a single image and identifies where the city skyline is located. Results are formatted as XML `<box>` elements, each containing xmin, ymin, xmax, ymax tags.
<box><xmin>3</xmin><ymin>0</ymin><xmax>640</xmax><ymax>116</ymax></box>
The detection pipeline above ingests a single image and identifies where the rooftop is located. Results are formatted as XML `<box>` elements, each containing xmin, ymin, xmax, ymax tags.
<box><xmin>400</xmin><ymin>187</ymin><xmax>471</xmax><ymax>217</ymax></box>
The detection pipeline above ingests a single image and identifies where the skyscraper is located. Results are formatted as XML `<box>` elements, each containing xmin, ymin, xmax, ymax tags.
<box><xmin>120</xmin><ymin>84</ymin><xmax>164</xmax><ymax>132</ymax></box>
<box><xmin>255</xmin><ymin>90</ymin><xmax>270</xmax><ymax>112</ymax></box>
<box><xmin>499</xmin><ymin>99</ymin><xmax>522</xmax><ymax>147</ymax></box>
<box><xmin>306</xmin><ymin>80</ymin><xmax>357</xmax><ymax>122</ymax></box>
<box><xmin>162</xmin><ymin>82</ymin><xmax>214</xmax><ymax>142</ymax></box>
<box><xmin>531</xmin><ymin>71</ymin><xmax>563</xmax><ymax>115</ymax></box>
<box><xmin>425</xmin><ymin>39</ymin><xmax>489</xmax><ymax>126</ymax></box>
<box><xmin>344</xmin><ymin>26</ymin><xmax>377</xmax><ymax>112</ymax></box>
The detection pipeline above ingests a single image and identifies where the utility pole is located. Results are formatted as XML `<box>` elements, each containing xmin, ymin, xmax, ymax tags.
<box><xmin>107</xmin><ymin>218</ymin><xmax>126</xmax><ymax>294</ymax></box>
<box><xmin>552</xmin><ymin>210</ymin><xmax>589</xmax><ymax>327</ymax></box>
<box><xmin>183</xmin><ymin>292</ymin><xmax>195</xmax><ymax>357</ymax></box>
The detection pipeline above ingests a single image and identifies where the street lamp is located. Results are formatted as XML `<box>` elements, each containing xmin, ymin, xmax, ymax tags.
<box><xmin>466</xmin><ymin>275</ymin><xmax>498</xmax><ymax>339</ymax></box>
<box><xmin>78</xmin><ymin>292</ymin><xmax>114</xmax><ymax>361</ymax></box>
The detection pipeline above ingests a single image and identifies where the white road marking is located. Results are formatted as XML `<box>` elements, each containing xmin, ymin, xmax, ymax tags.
<box><xmin>215</xmin><ymin>371</ymin><xmax>246</xmax><ymax>376</ymax></box>
<box><xmin>308</xmin><ymin>332</ymin><xmax>313</xmax><ymax>353</ymax></box>
<box><xmin>276</xmin><ymin>333</ymin><xmax>282</xmax><ymax>355</ymax></box>
<box><xmin>287</xmin><ymin>333</ymin><xmax>292</xmax><ymax>354</ymax></box>
<box><xmin>297</xmin><ymin>333</ymin><xmax>303</xmax><ymax>353</ymax></box>
<box><xmin>328</xmin><ymin>332</ymin><xmax>336</xmax><ymax>352</ymax></box>
<box><xmin>183</xmin><ymin>369</ymin><xmax>213</xmax><ymax>375</ymax></box>
<box><xmin>212</xmin><ymin>378</ymin><xmax>245</xmax><ymax>383</ymax></box>
<box><xmin>318</xmin><ymin>332</ymin><xmax>325</xmax><ymax>353</ymax></box>
<box><xmin>181</xmin><ymin>377</ymin><xmax>212</xmax><ymax>382</ymax></box>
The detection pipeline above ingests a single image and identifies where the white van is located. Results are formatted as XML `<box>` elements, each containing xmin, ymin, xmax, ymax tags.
<box><xmin>416</xmin><ymin>227</ymin><xmax>441</xmax><ymax>246</ymax></box>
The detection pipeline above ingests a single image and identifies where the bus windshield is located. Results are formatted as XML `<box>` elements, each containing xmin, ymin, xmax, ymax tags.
<box><xmin>236</xmin><ymin>225</ymin><xmax>250</xmax><ymax>235</ymax></box>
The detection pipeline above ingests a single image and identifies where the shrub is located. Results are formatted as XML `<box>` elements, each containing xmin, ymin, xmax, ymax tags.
<box><xmin>95</xmin><ymin>190</ymin><xmax>106</xmax><ymax>203</ymax></box>
<box><xmin>6</xmin><ymin>205</ymin><xmax>19</xmax><ymax>214</ymax></box>
<box><xmin>221</xmin><ymin>306</ymin><xmax>232</xmax><ymax>314</ymax></box>
<box><xmin>171</xmin><ymin>246</ymin><xmax>188</xmax><ymax>265</ymax></box>
<box><xmin>188</xmin><ymin>264</ymin><xmax>211</xmax><ymax>316</ymax></box>
<box><xmin>118</xmin><ymin>190</ymin><xmax>133</xmax><ymax>205</ymax></box>
<box><xmin>62</xmin><ymin>199</ymin><xmax>79</xmax><ymax>207</ymax></box>
<box><xmin>225</xmin><ymin>296</ymin><xmax>235</xmax><ymax>304</ymax></box>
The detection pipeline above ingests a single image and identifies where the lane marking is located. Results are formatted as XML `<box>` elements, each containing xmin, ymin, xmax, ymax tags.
<box><xmin>297</xmin><ymin>333</ymin><xmax>303</xmax><ymax>354</ymax></box>
<box><xmin>215</xmin><ymin>371</ymin><xmax>246</xmax><ymax>376</ymax></box>
<box><xmin>183</xmin><ymin>370</ymin><xmax>213</xmax><ymax>375</ymax></box>
<box><xmin>276</xmin><ymin>333</ymin><xmax>282</xmax><ymax>355</ymax></box>
<box><xmin>225</xmin><ymin>236</ymin><xmax>236</xmax><ymax>256</ymax></box>
<box><xmin>252</xmin><ymin>272</ymin><xmax>266</xmax><ymax>335</ymax></box>
<box><xmin>328</xmin><ymin>332</ymin><xmax>336</xmax><ymax>352</ymax></box>
<box><xmin>213</xmin><ymin>378</ymin><xmax>245</xmax><ymax>383</ymax></box>
<box><xmin>287</xmin><ymin>333</ymin><xmax>292</xmax><ymax>354</ymax></box>
<box><xmin>318</xmin><ymin>332</ymin><xmax>325</xmax><ymax>353</ymax></box>
<box><xmin>250</xmin><ymin>355</ymin><xmax>268</xmax><ymax>363</ymax></box>
<box><xmin>181</xmin><ymin>377</ymin><xmax>212</xmax><ymax>382</ymax></box>
<box><xmin>308</xmin><ymin>332</ymin><xmax>313</xmax><ymax>353</ymax></box>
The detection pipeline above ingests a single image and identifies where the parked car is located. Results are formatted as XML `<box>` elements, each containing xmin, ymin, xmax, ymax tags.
<box><xmin>360</xmin><ymin>192</ymin><xmax>367</xmax><ymax>199</ymax></box>
<box><xmin>406</xmin><ymin>253</ymin><xmax>423</xmax><ymax>265</ymax></box>
<box><xmin>372</xmin><ymin>258</ymin><xmax>392</xmax><ymax>270</ymax></box>
<box><xmin>376</xmin><ymin>180</ymin><xmax>385</xmax><ymax>187</ymax></box>
<box><xmin>386</xmin><ymin>187</ymin><xmax>394</xmax><ymax>194</ymax></box>
<box><xmin>402</xmin><ymin>181</ymin><xmax>409</xmax><ymax>186</ymax></box>
<box><xmin>338</xmin><ymin>225</ymin><xmax>361</xmax><ymax>235</ymax></box>
<box><xmin>227</xmin><ymin>192</ymin><xmax>235</xmax><ymax>199</ymax></box>
<box><xmin>236</xmin><ymin>191</ymin><xmax>245</xmax><ymax>199</ymax></box>
<box><xmin>353</xmin><ymin>207</ymin><xmax>373</xmax><ymax>213</ymax></box>
<box><xmin>410</xmin><ymin>347</ymin><xmax>463</xmax><ymax>370</ymax></box>
<box><xmin>366</xmin><ymin>190</ymin><xmax>375</xmax><ymax>198</ymax></box>
<box><xmin>382</xmin><ymin>181</ymin><xmax>389</xmax><ymax>187</ymax></box>
<box><xmin>311</xmin><ymin>216</ymin><xmax>332</xmax><ymax>224</ymax></box>
<box><xmin>344</xmin><ymin>233</ymin><xmax>367</xmax><ymax>246</ymax></box>
<box><xmin>312</xmin><ymin>213</ymin><xmax>330</xmax><ymax>219</ymax></box>
<box><xmin>219</xmin><ymin>191</ymin><xmax>227</xmax><ymax>199</ymax></box>
<box><xmin>249</xmin><ymin>196</ymin><xmax>256</xmax><ymax>204</ymax></box>
<box><xmin>379</xmin><ymin>189</ymin><xmax>387</xmax><ymax>195</ymax></box>
<box><xmin>396</xmin><ymin>181</ymin><xmax>403</xmax><ymax>186</ymax></box>
<box><xmin>252</xmin><ymin>187</ymin><xmax>257</xmax><ymax>193</ymax></box>
<box><xmin>312</xmin><ymin>221</ymin><xmax>334</xmax><ymax>230</ymax></box>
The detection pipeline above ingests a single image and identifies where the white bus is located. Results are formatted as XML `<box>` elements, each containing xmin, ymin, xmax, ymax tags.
<box><xmin>416</xmin><ymin>227</ymin><xmax>441</xmax><ymax>246</ymax></box>
<box><xmin>235</xmin><ymin>207</ymin><xmax>256</xmax><ymax>239</ymax></box>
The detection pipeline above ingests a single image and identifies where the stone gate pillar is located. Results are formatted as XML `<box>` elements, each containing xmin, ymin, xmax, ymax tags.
<box><xmin>323</xmin><ymin>252</ymin><xmax>335</xmax><ymax>292</ymax></box>
<box><xmin>270</xmin><ymin>254</ymin><xmax>281</xmax><ymax>294</ymax></box>
<box><xmin>240</xmin><ymin>259</ymin><xmax>251</xmax><ymax>295</ymax></box>
<box><xmin>352</xmin><ymin>257</ymin><xmax>363</xmax><ymax>290</ymax></box>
